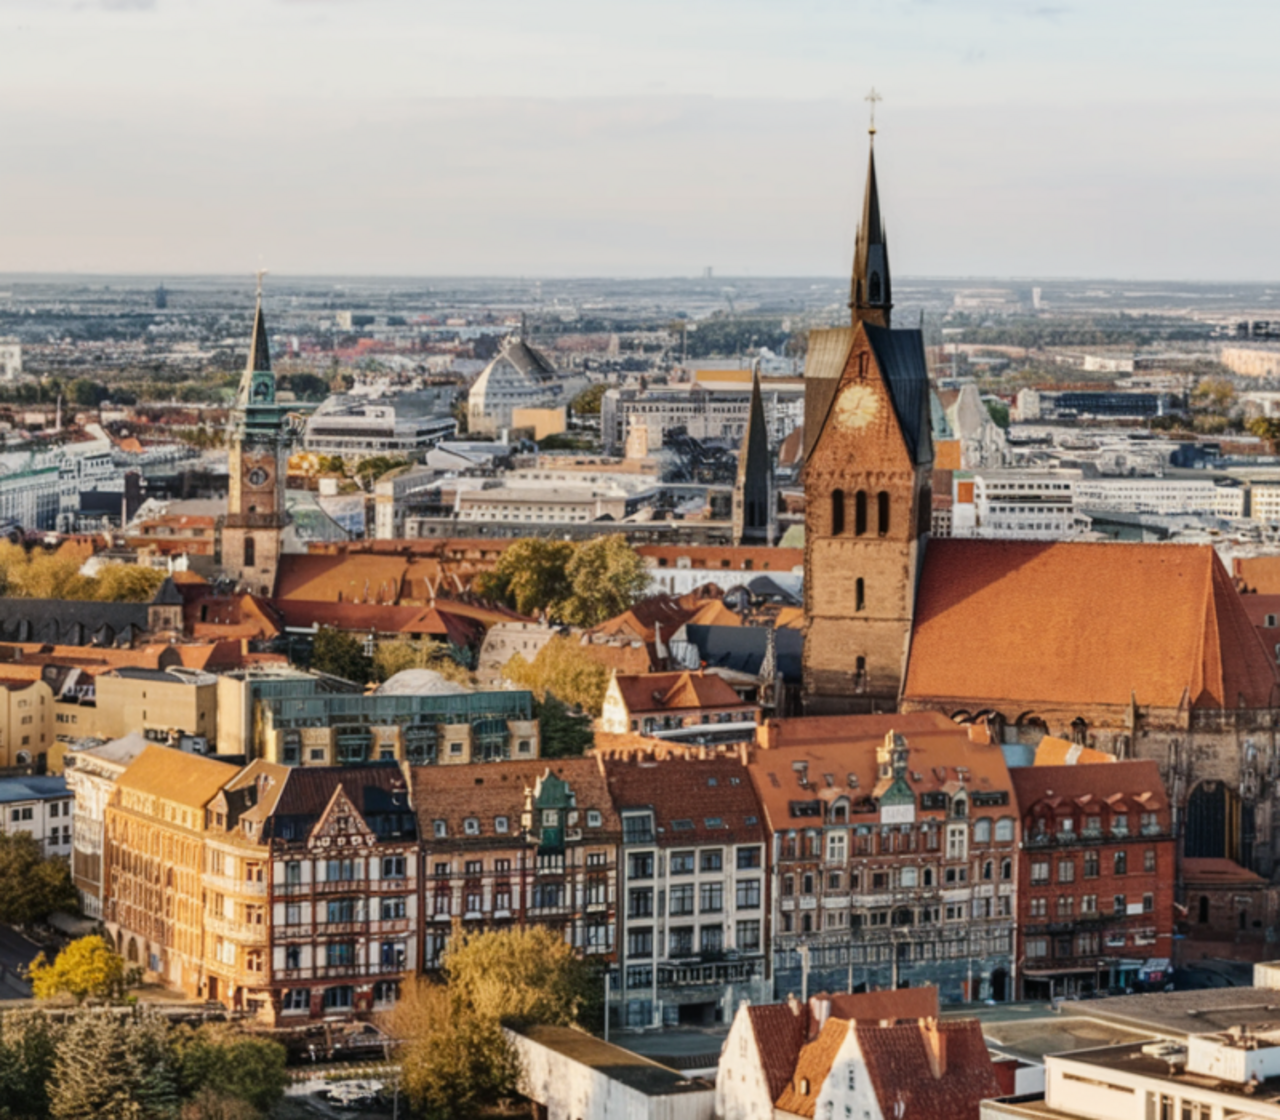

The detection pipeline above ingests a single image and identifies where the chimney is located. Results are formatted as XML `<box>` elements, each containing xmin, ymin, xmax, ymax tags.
<box><xmin>809</xmin><ymin>995</ymin><xmax>832</xmax><ymax>1038</ymax></box>
<box><xmin>786</xmin><ymin>992</ymin><xmax>803</xmax><ymax>1018</ymax></box>
<box><xmin>920</xmin><ymin>1019</ymin><xmax>947</xmax><ymax>1079</ymax></box>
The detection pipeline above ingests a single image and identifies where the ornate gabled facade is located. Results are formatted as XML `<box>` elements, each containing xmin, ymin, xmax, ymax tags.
<box><xmin>222</xmin><ymin>290</ymin><xmax>291</xmax><ymax>596</ymax></box>
<box><xmin>202</xmin><ymin>762</ymin><xmax>419</xmax><ymax>1023</ymax></box>
<box><xmin>410</xmin><ymin>758</ymin><xmax>621</xmax><ymax>971</ymax></box>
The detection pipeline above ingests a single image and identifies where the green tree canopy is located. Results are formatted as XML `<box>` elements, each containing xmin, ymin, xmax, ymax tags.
<box><xmin>475</xmin><ymin>534</ymin><xmax>649</xmax><ymax>625</ymax></box>
<box><xmin>570</xmin><ymin>383</ymin><xmax>606</xmax><ymax>415</ymax></box>
<box><xmin>172</xmin><ymin>1024</ymin><xmax>288</xmax><ymax>1115</ymax></box>
<box><xmin>310</xmin><ymin>626</ymin><xmax>372</xmax><ymax>684</ymax></box>
<box><xmin>0</xmin><ymin>833</ymin><xmax>78</xmax><ymax>926</ymax></box>
<box><xmin>27</xmin><ymin>937</ymin><xmax>125</xmax><ymax>1004</ymax></box>
<box><xmin>502</xmin><ymin>636</ymin><xmax>610</xmax><ymax>716</ymax></box>
<box><xmin>535</xmin><ymin>693</ymin><xmax>595</xmax><ymax>758</ymax></box>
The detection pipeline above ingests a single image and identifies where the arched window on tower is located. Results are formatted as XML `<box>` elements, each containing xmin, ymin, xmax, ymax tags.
<box><xmin>243</xmin><ymin>535</ymin><xmax>256</xmax><ymax>568</ymax></box>
<box><xmin>854</xmin><ymin>491</ymin><xmax>868</xmax><ymax>536</ymax></box>
<box><xmin>831</xmin><ymin>489</ymin><xmax>845</xmax><ymax>535</ymax></box>
<box><xmin>869</xmin><ymin>272</ymin><xmax>882</xmax><ymax>303</ymax></box>
<box><xmin>855</xmin><ymin>578</ymin><xmax>865</xmax><ymax>612</ymax></box>
<box><xmin>854</xmin><ymin>656</ymin><xmax>867</xmax><ymax>692</ymax></box>
<box><xmin>877</xmin><ymin>491</ymin><xmax>890</xmax><ymax>536</ymax></box>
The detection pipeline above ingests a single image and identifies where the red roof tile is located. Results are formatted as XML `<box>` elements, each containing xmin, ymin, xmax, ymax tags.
<box><xmin>906</xmin><ymin>541</ymin><xmax>1280</xmax><ymax>711</ymax></box>
<box><xmin>603</xmin><ymin>756</ymin><xmax>765</xmax><ymax>847</ymax></box>
<box><xmin>1009</xmin><ymin>760</ymin><xmax>1169</xmax><ymax>825</ymax></box>
<box><xmin>613</xmin><ymin>670</ymin><xmax>753</xmax><ymax>716</ymax></box>
<box><xmin>855</xmin><ymin>1019</ymin><xmax>1002</xmax><ymax>1120</ymax></box>
<box><xmin>747</xmin><ymin>1003</ymin><xmax>807</xmax><ymax>1101</ymax></box>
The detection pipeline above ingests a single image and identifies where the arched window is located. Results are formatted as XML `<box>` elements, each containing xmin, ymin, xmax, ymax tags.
<box><xmin>869</xmin><ymin>272</ymin><xmax>882</xmax><ymax>302</ymax></box>
<box><xmin>974</xmin><ymin>818</ymin><xmax>992</xmax><ymax>844</ymax></box>
<box><xmin>831</xmin><ymin>489</ymin><xmax>845</xmax><ymax>535</ymax></box>
<box><xmin>854</xmin><ymin>656</ymin><xmax>867</xmax><ymax>691</ymax></box>
<box><xmin>878</xmin><ymin>490</ymin><xmax>891</xmax><ymax>535</ymax></box>
<box><xmin>855</xmin><ymin>578</ymin><xmax>865</xmax><ymax>612</ymax></box>
<box><xmin>243</xmin><ymin>535</ymin><xmax>256</xmax><ymax>567</ymax></box>
<box><xmin>854</xmin><ymin>490</ymin><xmax>868</xmax><ymax>536</ymax></box>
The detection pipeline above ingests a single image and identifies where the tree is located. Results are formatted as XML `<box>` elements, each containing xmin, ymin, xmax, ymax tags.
<box><xmin>28</xmin><ymin>937</ymin><xmax>127</xmax><ymax>1004</ymax></box>
<box><xmin>173</xmin><ymin>1025</ymin><xmax>288</xmax><ymax>1115</ymax></box>
<box><xmin>559</xmin><ymin>534</ymin><xmax>650</xmax><ymax>626</ymax></box>
<box><xmin>535</xmin><ymin>693</ymin><xmax>595</xmax><ymax>758</ymax></box>
<box><xmin>310</xmin><ymin>626</ymin><xmax>372</xmax><ymax>684</ymax></box>
<box><xmin>474</xmin><ymin>538</ymin><xmax>574</xmax><ymax>618</ymax></box>
<box><xmin>444</xmin><ymin>927</ymin><xmax>594</xmax><ymax>1028</ymax></box>
<box><xmin>1249</xmin><ymin>416</ymin><xmax>1280</xmax><ymax>450</ymax></box>
<box><xmin>0</xmin><ymin>833</ymin><xmax>78</xmax><ymax>926</ymax></box>
<box><xmin>67</xmin><ymin>379</ymin><xmax>108</xmax><ymax>409</ymax></box>
<box><xmin>570</xmin><ymin>383</ymin><xmax>606</xmax><ymax>415</ymax></box>
<box><xmin>180</xmin><ymin>1090</ymin><xmax>259</xmax><ymax>1120</ymax></box>
<box><xmin>0</xmin><ymin>1011</ymin><xmax>62</xmax><ymax>1120</ymax></box>
<box><xmin>48</xmin><ymin>1008</ymin><xmax>170</xmax><ymax>1120</ymax></box>
<box><xmin>373</xmin><ymin>639</ymin><xmax>472</xmax><ymax>686</ymax></box>
<box><xmin>985</xmin><ymin>399</ymin><xmax>1011</xmax><ymax>429</ymax></box>
<box><xmin>90</xmin><ymin>564</ymin><xmax>166</xmax><ymax>603</ymax></box>
<box><xmin>390</xmin><ymin>979</ymin><xmax>518</xmax><ymax>1120</ymax></box>
<box><xmin>502</xmin><ymin>636</ymin><xmax>610</xmax><ymax>716</ymax></box>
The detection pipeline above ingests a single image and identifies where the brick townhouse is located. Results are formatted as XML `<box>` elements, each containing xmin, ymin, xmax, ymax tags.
<box><xmin>1010</xmin><ymin>760</ymin><xmax>1175</xmax><ymax>998</ymax></box>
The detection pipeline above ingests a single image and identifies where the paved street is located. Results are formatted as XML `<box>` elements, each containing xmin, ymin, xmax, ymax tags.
<box><xmin>0</xmin><ymin>926</ymin><xmax>43</xmax><ymax>998</ymax></box>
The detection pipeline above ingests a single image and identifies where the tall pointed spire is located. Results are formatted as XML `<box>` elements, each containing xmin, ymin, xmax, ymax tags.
<box><xmin>849</xmin><ymin>96</ymin><xmax>892</xmax><ymax>329</ymax></box>
<box><xmin>247</xmin><ymin>291</ymin><xmax>272</xmax><ymax>373</ymax></box>
<box><xmin>733</xmin><ymin>367</ymin><xmax>774</xmax><ymax>546</ymax></box>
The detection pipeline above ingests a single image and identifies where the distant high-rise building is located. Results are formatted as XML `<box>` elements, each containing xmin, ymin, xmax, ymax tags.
<box><xmin>154</xmin><ymin>284</ymin><xmax>168</xmax><ymax>310</ymax></box>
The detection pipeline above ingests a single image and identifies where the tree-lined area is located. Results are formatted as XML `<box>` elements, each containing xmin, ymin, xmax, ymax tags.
<box><xmin>0</xmin><ymin>543</ymin><xmax>166</xmax><ymax>603</ymax></box>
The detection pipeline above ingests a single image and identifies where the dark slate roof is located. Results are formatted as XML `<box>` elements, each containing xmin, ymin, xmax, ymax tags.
<box><xmin>746</xmin><ymin>575</ymin><xmax>801</xmax><ymax>605</ymax></box>
<box><xmin>679</xmin><ymin>624</ymin><xmax>803</xmax><ymax>684</ymax></box>
<box><xmin>152</xmin><ymin>578</ymin><xmax>184</xmax><ymax>606</ymax></box>
<box><xmin>802</xmin><ymin>328</ymin><xmax>855</xmax><ymax>460</ymax></box>
<box><xmin>0</xmin><ymin>600</ymin><xmax>149</xmax><ymax>646</ymax></box>
<box><xmin>267</xmin><ymin>763</ymin><xmax>416</xmax><ymax>843</ymax></box>
<box><xmin>864</xmin><ymin>324</ymin><xmax>932</xmax><ymax>466</ymax></box>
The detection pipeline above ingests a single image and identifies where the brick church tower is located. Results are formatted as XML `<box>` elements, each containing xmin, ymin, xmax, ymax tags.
<box><xmin>221</xmin><ymin>286</ymin><xmax>291</xmax><ymax>596</ymax></box>
<box><xmin>801</xmin><ymin>132</ymin><xmax>933</xmax><ymax>714</ymax></box>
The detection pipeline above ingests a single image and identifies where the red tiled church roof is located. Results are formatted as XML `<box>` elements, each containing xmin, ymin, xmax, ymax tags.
<box><xmin>855</xmin><ymin>1019</ymin><xmax>1002</xmax><ymax>1120</ymax></box>
<box><xmin>906</xmin><ymin>541</ymin><xmax>1279</xmax><ymax>711</ymax></box>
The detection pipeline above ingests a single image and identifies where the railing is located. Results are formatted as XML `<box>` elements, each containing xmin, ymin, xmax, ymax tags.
<box><xmin>204</xmin><ymin>914</ymin><xmax>267</xmax><ymax>944</ymax></box>
<box><xmin>205</xmin><ymin>874</ymin><xmax>266</xmax><ymax>897</ymax></box>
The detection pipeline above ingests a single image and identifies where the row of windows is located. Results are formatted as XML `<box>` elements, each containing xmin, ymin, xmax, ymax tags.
<box><xmin>1028</xmin><ymin>848</ymin><xmax>1157</xmax><ymax>883</ymax></box>
<box><xmin>625</xmin><ymin>919</ymin><xmax>762</xmax><ymax>960</ymax></box>
<box><xmin>627</xmin><ymin>847</ymin><xmax>760</xmax><ymax>878</ymax></box>
<box><xmin>1026</xmin><ymin>893</ymin><xmax>1154</xmax><ymax>919</ymax></box>
<box><xmin>627</xmin><ymin>880</ymin><xmax>760</xmax><ymax>917</ymax></box>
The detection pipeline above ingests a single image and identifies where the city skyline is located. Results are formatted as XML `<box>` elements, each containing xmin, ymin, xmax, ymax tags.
<box><xmin>1</xmin><ymin>0</ymin><xmax>1278</xmax><ymax>278</ymax></box>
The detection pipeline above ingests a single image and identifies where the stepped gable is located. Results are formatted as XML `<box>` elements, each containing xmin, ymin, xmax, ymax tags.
<box><xmin>905</xmin><ymin>540</ymin><xmax>1280</xmax><ymax>711</ymax></box>
<box><xmin>855</xmin><ymin>1019</ymin><xmax>1002</xmax><ymax>1120</ymax></box>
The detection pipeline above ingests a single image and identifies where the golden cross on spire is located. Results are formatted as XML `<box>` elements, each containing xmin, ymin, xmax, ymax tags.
<box><xmin>866</xmin><ymin>86</ymin><xmax>882</xmax><ymax>135</ymax></box>
<box><xmin>255</xmin><ymin>267</ymin><xmax>269</xmax><ymax>299</ymax></box>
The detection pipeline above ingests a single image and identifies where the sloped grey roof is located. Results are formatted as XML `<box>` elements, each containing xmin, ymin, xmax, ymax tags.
<box><xmin>802</xmin><ymin>327</ymin><xmax>854</xmax><ymax>460</ymax></box>
<box><xmin>0</xmin><ymin>600</ymin><xmax>149</xmax><ymax>645</ymax></box>
<box><xmin>499</xmin><ymin>337</ymin><xmax>557</xmax><ymax>379</ymax></box>
<box><xmin>152</xmin><ymin>578</ymin><xmax>183</xmax><ymax>606</ymax></box>
<box><xmin>865</xmin><ymin>325</ymin><xmax>932</xmax><ymax>466</ymax></box>
<box><xmin>679</xmin><ymin>624</ymin><xmax>803</xmax><ymax>683</ymax></box>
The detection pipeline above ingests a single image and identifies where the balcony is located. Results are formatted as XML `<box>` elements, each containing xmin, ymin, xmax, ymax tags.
<box><xmin>205</xmin><ymin>914</ymin><xmax>267</xmax><ymax>944</ymax></box>
<box><xmin>205</xmin><ymin>874</ymin><xmax>266</xmax><ymax>898</ymax></box>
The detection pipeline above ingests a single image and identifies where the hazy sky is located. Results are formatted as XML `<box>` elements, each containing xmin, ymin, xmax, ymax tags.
<box><xmin>1</xmin><ymin>0</ymin><xmax>1278</xmax><ymax>279</ymax></box>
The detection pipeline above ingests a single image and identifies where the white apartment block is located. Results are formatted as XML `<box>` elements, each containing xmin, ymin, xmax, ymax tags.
<box><xmin>0</xmin><ymin>776</ymin><xmax>73</xmax><ymax>858</ymax></box>
<box><xmin>984</xmin><ymin>1029</ymin><xmax>1280</xmax><ymax>1120</ymax></box>
<box><xmin>1253</xmin><ymin>486</ymin><xmax>1280</xmax><ymax>523</ymax></box>
<box><xmin>456</xmin><ymin>486</ymin><xmax>629</xmax><ymax>525</ymax></box>
<box><xmin>951</xmin><ymin>470</ymin><xmax>1090</xmax><ymax>540</ymax></box>
<box><xmin>1074</xmin><ymin>478</ymin><xmax>1246</xmax><ymax>518</ymax></box>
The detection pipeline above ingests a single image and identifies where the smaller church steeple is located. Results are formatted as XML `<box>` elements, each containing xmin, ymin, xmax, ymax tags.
<box><xmin>849</xmin><ymin>90</ymin><xmax>892</xmax><ymax>329</ymax></box>
<box><xmin>732</xmin><ymin>368</ymin><xmax>774</xmax><ymax>547</ymax></box>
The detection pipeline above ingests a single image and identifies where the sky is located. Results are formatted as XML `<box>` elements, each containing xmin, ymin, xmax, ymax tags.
<box><xmin>1</xmin><ymin>0</ymin><xmax>1278</xmax><ymax>280</ymax></box>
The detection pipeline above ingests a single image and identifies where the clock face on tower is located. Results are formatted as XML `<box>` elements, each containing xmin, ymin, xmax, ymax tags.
<box><xmin>835</xmin><ymin>383</ymin><xmax>881</xmax><ymax>431</ymax></box>
<box><xmin>244</xmin><ymin>457</ymin><xmax>275</xmax><ymax>490</ymax></box>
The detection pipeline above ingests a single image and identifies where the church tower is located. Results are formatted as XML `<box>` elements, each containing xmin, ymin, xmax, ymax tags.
<box><xmin>222</xmin><ymin>285</ymin><xmax>291</xmax><ymax>596</ymax></box>
<box><xmin>801</xmin><ymin>129</ymin><xmax>932</xmax><ymax>714</ymax></box>
<box><xmin>732</xmin><ymin>370</ymin><xmax>774</xmax><ymax>546</ymax></box>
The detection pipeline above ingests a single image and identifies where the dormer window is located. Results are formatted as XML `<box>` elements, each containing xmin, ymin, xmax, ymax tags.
<box><xmin>586</xmin><ymin>810</ymin><xmax>602</xmax><ymax>828</ymax></box>
<box><xmin>464</xmin><ymin>818</ymin><xmax>480</xmax><ymax>836</ymax></box>
<box><xmin>433</xmin><ymin>820</ymin><xmax>447</xmax><ymax>838</ymax></box>
<box><xmin>495</xmin><ymin>816</ymin><xmax>509</xmax><ymax>834</ymax></box>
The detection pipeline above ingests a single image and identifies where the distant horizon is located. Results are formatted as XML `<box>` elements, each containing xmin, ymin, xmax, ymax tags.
<box><xmin>2</xmin><ymin>272</ymin><xmax>1278</xmax><ymax>288</ymax></box>
<box><xmin>2</xmin><ymin>2</ymin><xmax>1278</xmax><ymax>279</ymax></box>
